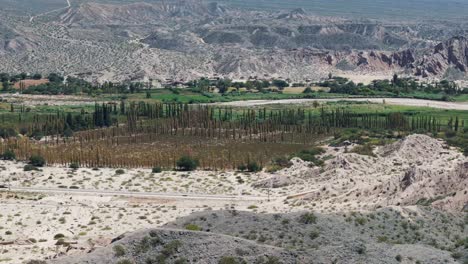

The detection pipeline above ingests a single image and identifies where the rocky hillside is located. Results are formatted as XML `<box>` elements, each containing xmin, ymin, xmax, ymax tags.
<box><xmin>259</xmin><ymin>134</ymin><xmax>468</xmax><ymax>212</ymax></box>
<box><xmin>0</xmin><ymin>1</ymin><xmax>467</xmax><ymax>81</ymax></box>
<box><xmin>51</xmin><ymin>208</ymin><xmax>467</xmax><ymax>264</ymax></box>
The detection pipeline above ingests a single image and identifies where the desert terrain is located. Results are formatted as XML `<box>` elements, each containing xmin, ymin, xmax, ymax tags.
<box><xmin>0</xmin><ymin>0</ymin><xmax>467</xmax><ymax>263</ymax></box>
<box><xmin>1</xmin><ymin>134</ymin><xmax>467</xmax><ymax>263</ymax></box>
<box><xmin>1</xmin><ymin>0</ymin><xmax>468</xmax><ymax>82</ymax></box>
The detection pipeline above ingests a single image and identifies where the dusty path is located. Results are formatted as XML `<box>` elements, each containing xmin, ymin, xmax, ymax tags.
<box><xmin>29</xmin><ymin>0</ymin><xmax>71</xmax><ymax>22</ymax></box>
<box><xmin>217</xmin><ymin>98</ymin><xmax>468</xmax><ymax>110</ymax></box>
<box><xmin>4</xmin><ymin>186</ymin><xmax>268</xmax><ymax>201</ymax></box>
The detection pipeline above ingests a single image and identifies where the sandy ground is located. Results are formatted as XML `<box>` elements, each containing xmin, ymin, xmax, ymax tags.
<box><xmin>218</xmin><ymin>98</ymin><xmax>468</xmax><ymax>110</ymax></box>
<box><xmin>0</xmin><ymin>94</ymin><xmax>101</xmax><ymax>106</ymax></box>
<box><xmin>0</xmin><ymin>162</ymin><xmax>281</xmax><ymax>263</ymax></box>
<box><xmin>336</xmin><ymin>73</ymin><xmax>392</xmax><ymax>85</ymax></box>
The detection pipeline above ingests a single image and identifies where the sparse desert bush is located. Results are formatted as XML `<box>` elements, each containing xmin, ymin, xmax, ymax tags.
<box><xmin>298</xmin><ymin>212</ymin><xmax>317</xmax><ymax>224</ymax></box>
<box><xmin>219</xmin><ymin>256</ymin><xmax>241</xmax><ymax>264</ymax></box>
<box><xmin>53</xmin><ymin>233</ymin><xmax>65</xmax><ymax>240</ymax></box>
<box><xmin>293</xmin><ymin>147</ymin><xmax>325</xmax><ymax>165</ymax></box>
<box><xmin>29</xmin><ymin>155</ymin><xmax>45</xmax><ymax>167</ymax></box>
<box><xmin>161</xmin><ymin>240</ymin><xmax>182</xmax><ymax>257</ymax></box>
<box><xmin>24</xmin><ymin>164</ymin><xmax>39</xmax><ymax>171</ymax></box>
<box><xmin>237</xmin><ymin>164</ymin><xmax>247</xmax><ymax>172</ymax></box>
<box><xmin>152</xmin><ymin>166</ymin><xmax>162</xmax><ymax>173</ymax></box>
<box><xmin>25</xmin><ymin>261</ymin><xmax>47</xmax><ymax>264</ymax></box>
<box><xmin>395</xmin><ymin>255</ymin><xmax>402</xmax><ymax>262</ymax></box>
<box><xmin>113</xmin><ymin>244</ymin><xmax>126</xmax><ymax>257</ymax></box>
<box><xmin>356</xmin><ymin>244</ymin><xmax>366</xmax><ymax>254</ymax></box>
<box><xmin>246</xmin><ymin>161</ymin><xmax>262</xmax><ymax>172</ymax></box>
<box><xmin>257</xmin><ymin>256</ymin><xmax>281</xmax><ymax>264</ymax></box>
<box><xmin>351</xmin><ymin>144</ymin><xmax>376</xmax><ymax>157</ymax></box>
<box><xmin>176</xmin><ymin>156</ymin><xmax>199</xmax><ymax>171</ymax></box>
<box><xmin>116</xmin><ymin>259</ymin><xmax>132</xmax><ymax>264</ymax></box>
<box><xmin>185</xmin><ymin>224</ymin><xmax>201</xmax><ymax>231</ymax></box>
<box><xmin>174</xmin><ymin>258</ymin><xmax>188</xmax><ymax>264</ymax></box>
<box><xmin>1</xmin><ymin>149</ymin><xmax>16</xmax><ymax>160</ymax></box>
<box><xmin>309</xmin><ymin>230</ymin><xmax>320</xmax><ymax>240</ymax></box>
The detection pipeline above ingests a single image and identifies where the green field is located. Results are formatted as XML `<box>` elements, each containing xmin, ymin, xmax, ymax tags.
<box><xmin>96</xmin><ymin>88</ymin><xmax>468</xmax><ymax>104</ymax></box>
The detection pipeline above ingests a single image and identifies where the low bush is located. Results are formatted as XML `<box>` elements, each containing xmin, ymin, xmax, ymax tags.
<box><xmin>298</xmin><ymin>212</ymin><xmax>317</xmax><ymax>224</ymax></box>
<box><xmin>53</xmin><ymin>233</ymin><xmax>65</xmax><ymax>240</ymax></box>
<box><xmin>176</xmin><ymin>156</ymin><xmax>199</xmax><ymax>171</ymax></box>
<box><xmin>24</xmin><ymin>164</ymin><xmax>39</xmax><ymax>171</ymax></box>
<box><xmin>1</xmin><ymin>149</ymin><xmax>16</xmax><ymax>160</ymax></box>
<box><xmin>185</xmin><ymin>224</ymin><xmax>201</xmax><ymax>231</ymax></box>
<box><xmin>29</xmin><ymin>155</ymin><xmax>45</xmax><ymax>167</ymax></box>
<box><xmin>246</xmin><ymin>161</ymin><xmax>262</xmax><ymax>172</ymax></box>
<box><xmin>351</xmin><ymin>144</ymin><xmax>376</xmax><ymax>157</ymax></box>
<box><xmin>237</xmin><ymin>164</ymin><xmax>247</xmax><ymax>172</ymax></box>
<box><xmin>113</xmin><ymin>244</ymin><xmax>126</xmax><ymax>257</ymax></box>
<box><xmin>152</xmin><ymin>167</ymin><xmax>162</xmax><ymax>173</ymax></box>
<box><xmin>69</xmin><ymin>163</ymin><xmax>79</xmax><ymax>169</ymax></box>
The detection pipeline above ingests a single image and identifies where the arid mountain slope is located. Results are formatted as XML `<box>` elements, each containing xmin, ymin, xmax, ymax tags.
<box><xmin>0</xmin><ymin>1</ymin><xmax>467</xmax><ymax>81</ymax></box>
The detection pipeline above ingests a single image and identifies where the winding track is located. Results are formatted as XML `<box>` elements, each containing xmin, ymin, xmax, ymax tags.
<box><xmin>29</xmin><ymin>0</ymin><xmax>71</xmax><ymax>22</ymax></box>
<box><xmin>217</xmin><ymin>98</ymin><xmax>468</xmax><ymax>110</ymax></box>
<box><xmin>3</xmin><ymin>186</ymin><xmax>268</xmax><ymax>201</ymax></box>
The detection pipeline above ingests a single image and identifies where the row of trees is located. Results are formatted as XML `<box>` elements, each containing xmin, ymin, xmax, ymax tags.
<box><xmin>0</xmin><ymin>101</ymin><xmax>464</xmax><ymax>169</ymax></box>
<box><xmin>319</xmin><ymin>75</ymin><xmax>465</xmax><ymax>97</ymax></box>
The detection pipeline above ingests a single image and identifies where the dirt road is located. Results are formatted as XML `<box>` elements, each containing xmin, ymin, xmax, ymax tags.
<box><xmin>5</xmin><ymin>186</ymin><xmax>268</xmax><ymax>201</ymax></box>
<box><xmin>30</xmin><ymin>0</ymin><xmax>71</xmax><ymax>22</ymax></box>
<box><xmin>218</xmin><ymin>98</ymin><xmax>468</xmax><ymax>110</ymax></box>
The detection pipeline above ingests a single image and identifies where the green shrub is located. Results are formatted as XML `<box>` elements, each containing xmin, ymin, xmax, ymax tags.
<box><xmin>395</xmin><ymin>255</ymin><xmax>402</xmax><ymax>262</ymax></box>
<box><xmin>237</xmin><ymin>164</ymin><xmax>247</xmax><ymax>171</ymax></box>
<box><xmin>25</xmin><ymin>261</ymin><xmax>47</xmax><ymax>264</ymax></box>
<box><xmin>309</xmin><ymin>230</ymin><xmax>320</xmax><ymax>240</ymax></box>
<box><xmin>24</xmin><ymin>164</ymin><xmax>39</xmax><ymax>171</ymax></box>
<box><xmin>176</xmin><ymin>156</ymin><xmax>199</xmax><ymax>171</ymax></box>
<box><xmin>272</xmin><ymin>156</ymin><xmax>293</xmax><ymax>168</ymax></box>
<box><xmin>351</xmin><ymin>144</ymin><xmax>376</xmax><ymax>157</ymax></box>
<box><xmin>298</xmin><ymin>212</ymin><xmax>317</xmax><ymax>224</ymax></box>
<box><xmin>161</xmin><ymin>240</ymin><xmax>182</xmax><ymax>257</ymax></box>
<box><xmin>152</xmin><ymin>167</ymin><xmax>162</xmax><ymax>173</ymax></box>
<box><xmin>185</xmin><ymin>224</ymin><xmax>201</xmax><ymax>231</ymax></box>
<box><xmin>219</xmin><ymin>256</ymin><xmax>240</xmax><ymax>264</ymax></box>
<box><xmin>1</xmin><ymin>149</ymin><xmax>16</xmax><ymax>160</ymax></box>
<box><xmin>53</xmin><ymin>233</ymin><xmax>65</xmax><ymax>240</ymax></box>
<box><xmin>303</xmin><ymin>87</ymin><xmax>313</xmax><ymax>93</ymax></box>
<box><xmin>113</xmin><ymin>244</ymin><xmax>126</xmax><ymax>257</ymax></box>
<box><xmin>69</xmin><ymin>163</ymin><xmax>79</xmax><ymax>169</ymax></box>
<box><xmin>116</xmin><ymin>259</ymin><xmax>132</xmax><ymax>264</ymax></box>
<box><xmin>115</xmin><ymin>169</ymin><xmax>125</xmax><ymax>175</ymax></box>
<box><xmin>246</xmin><ymin>161</ymin><xmax>262</xmax><ymax>172</ymax></box>
<box><xmin>174</xmin><ymin>258</ymin><xmax>188</xmax><ymax>264</ymax></box>
<box><xmin>29</xmin><ymin>155</ymin><xmax>45</xmax><ymax>167</ymax></box>
<box><xmin>294</xmin><ymin>147</ymin><xmax>325</xmax><ymax>165</ymax></box>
